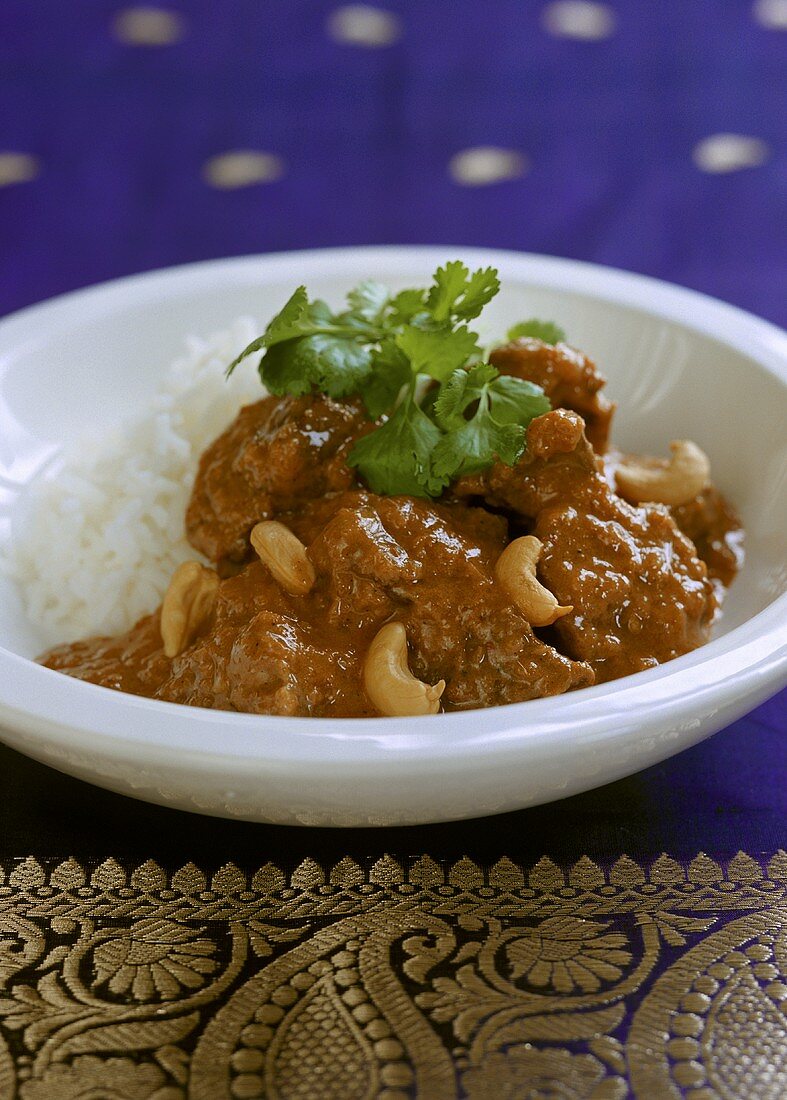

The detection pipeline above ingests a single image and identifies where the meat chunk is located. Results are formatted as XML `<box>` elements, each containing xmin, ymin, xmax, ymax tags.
<box><xmin>670</xmin><ymin>488</ymin><xmax>744</xmax><ymax>594</ymax></box>
<box><xmin>491</xmin><ymin>338</ymin><xmax>615</xmax><ymax>452</ymax></box>
<box><xmin>603</xmin><ymin>451</ymin><xmax>744</xmax><ymax>596</ymax></box>
<box><xmin>185</xmin><ymin>394</ymin><xmax>371</xmax><ymax>564</ymax></box>
<box><xmin>455</xmin><ymin>409</ymin><xmax>601</xmax><ymax>519</ymax></box>
<box><xmin>221</xmin><ymin>612</ymin><xmax>365</xmax><ymax>717</ymax></box>
<box><xmin>43</xmin><ymin>492</ymin><xmax>594</xmax><ymax>715</ymax></box>
<box><xmin>304</xmin><ymin>493</ymin><xmax>593</xmax><ymax>710</ymax></box>
<box><xmin>535</xmin><ymin>500</ymin><xmax>715</xmax><ymax>682</ymax></box>
<box><xmin>457</xmin><ymin>410</ymin><xmax>717</xmax><ymax>682</ymax></box>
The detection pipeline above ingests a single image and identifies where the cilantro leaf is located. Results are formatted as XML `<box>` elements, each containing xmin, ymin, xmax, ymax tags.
<box><xmin>225</xmin><ymin>287</ymin><xmax>308</xmax><ymax>375</ymax></box>
<box><xmin>427</xmin><ymin>261</ymin><xmax>472</xmax><ymax>322</ymax></box>
<box><xmin>346</xmin><ymin>280</ymin><xmax>389</xmax><ymax>322</ymax></box>
<box><xmin>432</xmin><ymin>365</ymin><xmax>550</xmax><ymax>478</ymax></box>
<box><xmin>348</xmin><ymin>391</ymin><xmax>447</xmax><ymax>497</ymax></box>
<box><xmin>262</xmin><ymin>334</ymin><xmax>372</xmax><ymax>398</ymax></box>
<box><xmin>227</xmin><ymin>290</ymin><xmax>370</xmax><ymax>376</ymax></box>
<box><xmin>259</xmin><ymin>342</ymin><xmax>312</xmax><ymax>396</ymax></box>
<box><xmin>433</xmin><ymin>363</ymin><xmax>498</xmax><ymax>428</ymax></box>
<box><xmin>308</xmin><ymin>299</ymin><xmax>338</xmax><ymax>325</ymax></box>
<box><xmin>359</xmin><ymin>339</ymin><xmax>412</xmax><ymax>419</ymax></box>
<box><xmin>263</xmin><ymin>286</ymin><xmax>312</xmax><ymax>345</ymax></box>
<box><xmin>388</xmin><ymin>288</ymin><xmax>427</xmax><ymax>325</ymax></box>
<box><xmin>452</xmin><ymin>267</ymin><xmax>500</xmax><ymax>320</ymax></box>
<box><xmin>258</xmin><ymin>288</ymin><xmax>337</xmax><ymax>350</ymax></box>
<box><xmin>226</xmin><ymin>262</ymin><xmax>556</xmax><ymax>498</ymax></box>
<box><xmin>432</xmin><ymin>400</ymin><xmax>526</xmax><ymax>481</ymax></box>
<box><xmin>486</xmin><ymin>374</ymin><xmax>551</xmax><ymax>425</ymax></box>
<box><xmin>507</xmin><ymin>319</ymin><xmax>566</xmax><ymax>345</ymax></box>
<box><xmin>396</xmin><ymin>321</ymin><xmax>480</xmax><ymax>381</ymax></box>
<box><xmin>419</xmin><ymin>384</ymin><xmax>440</xmax><ymax>421</ymax></box>
<box><xmin>426</xmin><ymin>263</ymin><xmax>500</xmax><ymax>323</ymax></box>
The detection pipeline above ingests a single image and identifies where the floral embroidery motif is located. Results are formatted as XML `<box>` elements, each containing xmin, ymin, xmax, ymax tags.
<box><xmin>504</xmin><ymin>916</ymin><xmax>632</xmax><ymax>993</ymax></box>
<box><xmin>0</xmin><ymin>851</ymin><xmax>784</xmax><ymax>1098</ymax></box>
<box><xmin>92</xmin><ymin>918</ymin><xmax>219</xmax><ymax>1001</ymax></box>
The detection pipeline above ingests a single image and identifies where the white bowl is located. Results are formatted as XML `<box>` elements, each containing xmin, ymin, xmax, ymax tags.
<box><xmin>1</xmin><ymin>247</ymin><xmax>785</xmax><ymax>826</ymax></box>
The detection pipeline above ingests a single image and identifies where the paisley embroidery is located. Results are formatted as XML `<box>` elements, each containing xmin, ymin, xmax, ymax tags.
<box><xmin>628</xmin><ymin>907</ymin><xmax>787</xmax><ymax>1097</ymax></box>
<box><xmin>0</xmin><ymin>852</ymin><xmax>784</xmax><ymax>1097</ymax></box>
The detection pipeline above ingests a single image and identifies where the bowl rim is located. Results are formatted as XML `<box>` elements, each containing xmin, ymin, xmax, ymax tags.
<box><xmin>1</xmin><ymin>245</ymin><xmax>786</xmax><ymax>771</ymax></box>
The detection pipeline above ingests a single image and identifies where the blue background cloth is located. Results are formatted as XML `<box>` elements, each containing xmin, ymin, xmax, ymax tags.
<box><xmin>1</xmin><ymin>6</ymin><xmax>786</xmax><ymax>1095</ymax></box>
<box><xmin>1</xmin><ymin>1</ymin><xmax>785</xmax><ymax>324</ymax></box>
<box><xmin>0</xmin><ymin>1</ymin><xmax>784</xmax><ymax>853</ymax></box>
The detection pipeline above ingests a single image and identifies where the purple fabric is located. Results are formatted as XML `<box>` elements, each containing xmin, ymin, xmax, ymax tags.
<box><xmin>1</xmin><ymin>1</ymin><xmax>785</xmax><ymax>323</ymax></box>
<box><xmin>0</xmin><ymin>9</ymin><xmax>785</xmax><ymax>1094</ymax></box>
<box><xmin>0</xmin><ymin>1</ymin><xmax>784</xmax><ymax>848</ymax></box>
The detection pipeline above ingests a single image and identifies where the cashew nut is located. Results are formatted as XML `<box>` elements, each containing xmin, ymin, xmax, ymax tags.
<box><xmin>160</xmin><ymin>561</ymin><xmax>219</xmax><ymax>658</ymax></box>
<box><xmin>250</xmin><ymin>521</ymin><xmax>316</xmax><ymax>595</ymax></box>
<box><xmin>363</xmin><ymin>622</ymin><xmax>445</xmax><ymax>717</ymax></box>
<box><xmin>495</xmin><ymin>535</ymin><xmax>572</xmax><ymax>627</ymax></box>
<box><xmin>615</xmin><ymin>440</ymin><xmax>710</xmax><ymax>507</ymax></box>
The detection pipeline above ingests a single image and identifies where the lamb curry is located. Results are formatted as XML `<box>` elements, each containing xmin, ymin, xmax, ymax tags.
<box><xmin>40</xmin><ymin>268</ymin><xmax>743</xmax><ymax>717</ymax></box>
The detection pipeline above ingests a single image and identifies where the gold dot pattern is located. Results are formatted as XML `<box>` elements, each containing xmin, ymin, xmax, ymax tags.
<box><xmin>542</xmin><ymin>1</ymin><xmax>617</xmax><ymax>40</ymax></box>
<box><xmin>0</xmin><ymin>152</ymin><xmax>40</xmax><ymax>187</ymax></box>
<box><xmin>113</xmin><ymin>6</ymin><xmax>186</xmax><ymax>47</ymax></box>
<box><xmin>692</xmin><ymin>133</ymin><xmax>770</xmax><ymax>173</ymax></box>
<box><xmin>327</xmin><ymin>5</ymin><xmax>402</xmax><ymax>48</ymax></box>
<box><xmin>202</xmin><ymin>151</ymin><xmax>286</xmax><ymax>189</ymax></box>
<box><xmin>753</xmin><ymin>0</ymin><xmax>787</xmax><ymax>30</ymax></box>
<box><xmin>448</xmin><ymin>146</ymin><xmax>529</xmax><ymax>186</ymax></box>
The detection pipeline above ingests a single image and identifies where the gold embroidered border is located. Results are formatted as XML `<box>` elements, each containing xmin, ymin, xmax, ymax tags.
<box><xmin>0</xmin><ymin>851</ymin><xmax>785</xmax><ymax>1098</ymax></box>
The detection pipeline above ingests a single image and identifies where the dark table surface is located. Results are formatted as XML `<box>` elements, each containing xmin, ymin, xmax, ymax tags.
<box><xmin>1</xmin><ymin>3</ymin><xmax>785</xmax><ymax>1097</ymax></box>
<box><xmin>2</xmin><ymin>689</ymin><xmax>786</xmax><ymax>869</ymax></box>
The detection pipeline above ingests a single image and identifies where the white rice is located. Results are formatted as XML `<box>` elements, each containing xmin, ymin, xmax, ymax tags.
<box><xmin>2</xmin><ymin>317</ymin><xmax>265</xmax><ymax>646</ymax></box>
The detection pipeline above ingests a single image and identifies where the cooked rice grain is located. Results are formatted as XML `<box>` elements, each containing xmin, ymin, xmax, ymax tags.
<box><xmin>3</xmin><ymin>317</ymin><xmax>263</xmax><ymax>645</ymax></box>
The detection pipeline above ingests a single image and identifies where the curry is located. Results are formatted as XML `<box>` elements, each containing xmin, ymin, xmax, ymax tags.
<box><xmin>41</xmin><ymin>323</ymin><xmax>742</xmax><ymax>717</ymax></box>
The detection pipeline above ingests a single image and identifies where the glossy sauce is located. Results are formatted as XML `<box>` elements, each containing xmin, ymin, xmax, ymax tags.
<box><xmin>41</xmin><ymin>341</ymin><xmax>743</xmax><ymax>715</ymax></box>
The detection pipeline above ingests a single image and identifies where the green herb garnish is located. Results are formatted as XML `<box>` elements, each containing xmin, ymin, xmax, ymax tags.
<box><xmin>229</xmin><ymin>262</ymin><xmax>559</xmax><ymax>497</ymax></box>
<box><xmin>507</xmin><ymin>319</ymin><xmax>566</xmax><ymax>345</ymax></box>
<box><xmin>432</xmin><ymin>364</ymin><xmax>551</xmax><ymax>481</ymax></box>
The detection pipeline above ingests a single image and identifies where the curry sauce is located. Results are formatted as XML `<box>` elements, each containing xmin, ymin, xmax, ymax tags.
<box><xmin>41</xmin><ymin>338</ymin><xmax>743</xmax><ymax>716</ymax></box>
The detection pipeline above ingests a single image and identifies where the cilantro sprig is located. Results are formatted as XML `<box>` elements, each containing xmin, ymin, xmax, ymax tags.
<box><xmin>228</xmin><ymin>262</ymin><xmax>561</xmax><ymax>497</ymax></box>
<box><xmin>432</xmin><ymin>364</ymin><xmax>551</xmax><ymax>481</ymax></box>
<box><xmin>507</xmin><ymin>318</ymin><xmax>566</xmax><ymax>345</ymax></box>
